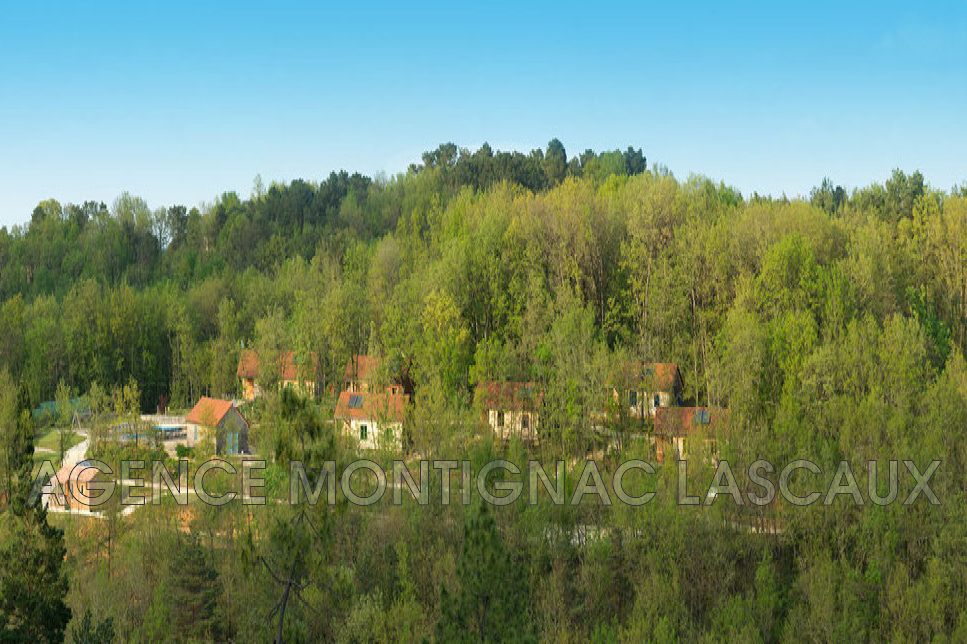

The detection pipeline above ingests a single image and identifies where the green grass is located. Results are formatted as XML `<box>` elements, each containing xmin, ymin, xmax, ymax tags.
<box><xmin>35</xmin><ymin>427</ymin><xmax>84</xmax><ymax>454</ymax></box>
<box><xmin>31</xmin><ymin>428</ymin><xmax>85</xmax><ymax>476</ymax></box>
<box><xmin>32</xmin><ymin>451</ymin><xmax>58</xmax><ymax>477</ymax></box>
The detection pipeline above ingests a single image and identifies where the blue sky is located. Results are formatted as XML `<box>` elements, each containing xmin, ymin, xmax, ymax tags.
<box><xmin>0</xmin><ymin>1</ymin><xmax>964</xmax><ymax>227</ymax></box>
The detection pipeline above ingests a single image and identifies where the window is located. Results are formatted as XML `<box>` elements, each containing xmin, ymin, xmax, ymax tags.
<box><xmin>360</xmin><ymin>424</ymin><xmax>368</xmax><ymax>441</ymax></box>
<box><xmin>522</xmin><ymin>414</ymin><xmax>530</xmax><ymax>430</ymax></box>
<box><xmin>654</xmin><ymin>394</ymin><xmax>660</xmax><ymax>408</ymax></box>
<box><xmin>694</xmin><ymin>410</ymin><xmax>711</xmax><ymax>425</ymax></box>
<box><xmin>629</xmin><ymin>390</ymin><xmax>637</xmax><ymax>407</ymax></box>
<box><xmin>497</xmin><ymin>411</ymin><xmax>504</xmax><ymax>427</ymax></box>
<box><xmin>349</xmin><ymin>394</ymin><xmax>363</xmax><ymax>409</ymax></box>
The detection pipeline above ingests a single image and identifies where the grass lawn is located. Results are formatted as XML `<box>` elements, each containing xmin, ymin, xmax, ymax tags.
<box><xmin>32</xmin><ymin>451</ymin><xmax>59</xmax><ymax>477</ymax></box>
<box><xmin>35</xmin><ymin>427</ymin><xmax>84</xmax><ymax>453</ymax></box>
<box><xmin>31</xmin><ymin>428</ymin><xmax>85</xmax><ymax>476</ymax></box>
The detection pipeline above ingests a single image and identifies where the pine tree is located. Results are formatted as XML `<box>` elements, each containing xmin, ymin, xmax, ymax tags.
<box><xmin>68</xmin><ymin>608</ymin><xmax>115</xmax><ymax>644</ymax></box>
<box><xmin>169</xmin><ymin>534</ymin><xmax>221</xmax><ymax>641</ymax></box>
<box><xmin>437</xmin><ymin>503</ymin><xmax>537</xmax><ymax>643</ymax></box>
<box><xmin>0</xmin><ymin>384</ymin><xmax>71</xmax><ymax>643</ymax></box>
<box><xmin>7</xmin><ymin>385</ymin><xmax>34</xmax><ymax>516</ymax></box>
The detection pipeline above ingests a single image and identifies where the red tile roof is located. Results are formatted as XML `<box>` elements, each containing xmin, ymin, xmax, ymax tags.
<box><xmin>654</xmin><ymin>407</ymin><xmax>729</xmax><ymax>436</ymax></box>
<box><xmin>237</xmin><ymin>349</ymin><xmax>260</xmax><ymax>380</ymax></box>
<box><xmin>475</xmin><ymin>381</ymin><xmax>543</xmax><ymax>410</ymax></box>
<box><xmin>237</xmin><ymin>350</ymin><xmax>319</xmax><ymax>381</ymax></box>
<box><xmin>334</xmin><ymin>391</ymin><xmax>409</xmax><ymax>422</ymax></box>
<box><xmin>280</xmin><ymin>351</ymin><xmax>319</xmax><ymax>381</ymax></box>
<box><xmin>614</xmin><ymin>362</ymin><xmax>682</xmax><ymax>392</ymax></box>
<box><xmin>54</xmin><ymin>461</ymin><xmax>99</xmax><ymax>485</ymax></box>
<box><xmin>185</xmin><ymin>397</ymin><xmax>235</xmax><ymax>427</ymax></box>
<box><xmin>343</xmin><ymin>355</ymin><xmax>381</xmax><ymax>383</ymax></box>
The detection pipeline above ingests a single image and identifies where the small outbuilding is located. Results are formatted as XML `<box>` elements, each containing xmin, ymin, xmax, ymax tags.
<box><xmin>45</xmin><ymin>460</ymin><xmax>99</xmax><ymax>511</ymax></box>
<box><xmin>185</xmin><ymin>397</ymin><xmax>250</xmax><ymax>456</ymax></box>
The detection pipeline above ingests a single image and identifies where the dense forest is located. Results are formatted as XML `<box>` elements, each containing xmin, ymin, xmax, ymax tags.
<box><xmin>1</xmin><ymin>139</ymin><xmax>967</xmax><ymax>642</ymax></box>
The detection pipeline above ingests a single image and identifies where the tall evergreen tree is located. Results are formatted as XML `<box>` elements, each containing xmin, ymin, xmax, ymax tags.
<box><xmin>68</xmin><ymin>608</ymin><xmax>115</xmax><ymax>644</ymax></box>
<box><xmin>438</xmin><ymin>503</ymin><xmax>537</xmax><ymax>643</ymax></box>
<box><xmin>543</xmin><ymin>139</ymin><xmax>567</xmax><ymax>187</ymax></box>
<box><xmin>0</xmin><ymin>384</ymin><xmax>71</xmax><ymax>643</ymax></box>
<box><xmin>6</xmin><ymin>384</ymin><xmax>35</xmax><ymax>515</ymax></box>
<box><xmin>169</xmin><ymin>533</ymin><xmax>221</xmax><ymax>641</ymax></box>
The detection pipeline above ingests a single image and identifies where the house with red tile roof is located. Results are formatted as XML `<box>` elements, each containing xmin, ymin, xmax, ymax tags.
<box><xmin>343</xmin><ymin>354</ymin><xmax>407</xmax><ymax>395</ymax></box>
<box><xmin>185</xmin><ymin>397</ymin><xmax>250</xmax><ymax>455</ymax></box>
<box><xmin>334</xmin><ymin>390</ymin><xmax>409</xmax><ymax>450</ymax></box>
<box><xmin>653</xmin><ymin>406</ymin><xmax>729</xmax><ymax>463</ymax></box>
<box><xmin>474</xmin><ymin>381</ymin><xmax>543</xmax><ymax>443</ymax></box>
<box><xmin>593</xmin><ymin>362</ymin><xmax>684</xmax><ymax>432</ymax></box>
<box><xmin>616</xmin><ymin>361</ymin><xmax>683</xmax><ymax>418</ymax></box>
<box><xmin>237</xmin><ymin>349</ymin><xmax>319</xmax><ymax>400</ymax></box>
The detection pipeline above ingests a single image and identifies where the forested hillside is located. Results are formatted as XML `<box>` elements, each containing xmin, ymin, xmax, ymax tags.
<box><xmin>1</xmin><ymin>140</ymin><xmax>967</xmax><ymax>641</ymax></box>
<box><xmin>0</xmin><ymin>141</ymin><xmax>652</xmax><ymax>410</ymax></box>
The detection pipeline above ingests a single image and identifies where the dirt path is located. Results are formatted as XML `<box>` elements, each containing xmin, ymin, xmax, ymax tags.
<box><xmin>60</xmin><ymin>431</ymin><xmax>89</xmax><ymax>471</ymax></box>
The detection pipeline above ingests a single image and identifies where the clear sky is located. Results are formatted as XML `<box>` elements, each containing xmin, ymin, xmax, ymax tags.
<box><xmin>1</xmin><ymin>1</ymin><xmax>964</xmax><ymax>227</ymax></box>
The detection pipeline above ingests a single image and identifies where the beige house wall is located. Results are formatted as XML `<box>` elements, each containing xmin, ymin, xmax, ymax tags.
<box><xmin>342</xmin><ymin>417</ymin><xmax>403</xmax><ymax>450</ymax></box>
<box><xmin>282</xmin><ymin>378</ymin><xmax>316</xmax><ymax>397</ymax></box>
<box><xmin>185</xmin><ymin>421</ymin><xmax>204</xmax><ymax>448</ymax></box>
<box><xmin>241</xmin><ymin>377</ymin><xmax>315</xmax><ymax>400</ymax></box>
<box><xmin>619</xmin><ymin>388</ymin><xmax>676</xmax><ymax>418</ymax></box>
<box><xmin>487</xmin><ymin>408</ymin><xmax>539</xmax><ymax>442</ymax></box>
